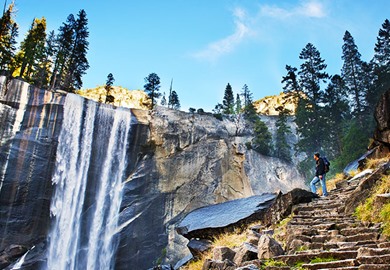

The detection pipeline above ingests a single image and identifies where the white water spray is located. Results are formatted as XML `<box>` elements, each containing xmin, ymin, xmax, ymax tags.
<box><xmin>46</xmin><ymin>94</ymin><xmax>131</xmax><ymax>270</ymax></box>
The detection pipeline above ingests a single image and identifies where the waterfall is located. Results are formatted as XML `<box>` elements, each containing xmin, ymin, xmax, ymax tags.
<box><xmin>45</xmin><ymin>94</ymin><xmax>131</xmax><ymax>270</ymax></box>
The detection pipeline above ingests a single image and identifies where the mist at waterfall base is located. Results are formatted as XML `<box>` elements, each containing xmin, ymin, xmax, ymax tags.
<box><xmin>43</xmin><ymin>94</ymin><xmax>132</xmax><ymax>270</ymax></box>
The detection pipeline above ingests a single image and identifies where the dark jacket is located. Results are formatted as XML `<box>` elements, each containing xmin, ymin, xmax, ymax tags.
<box><xmin>315</xmin><ymin>157</ymin><xmax>326</xmax><ymax>176</ymax></box>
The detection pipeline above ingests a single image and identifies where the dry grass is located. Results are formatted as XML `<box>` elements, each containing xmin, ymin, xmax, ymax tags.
<box><xmin>327</xmin><ymin>173</ymin><xmax>347</xmax><ymax>191</ymax></box>
<box><xmin>212</xmin><ymin>229</ymin><xmax>247</xmax><ymax>249</ymax></box>
<box><xmin>355</xmin><ymin>173</ymin><xmax>390</xmax><ymax>238</ymax></box>
<box><xmin>365</xmin><ymin>153</ymin><xmax>390</xmax><ymax>169</ymax></box>
<box><xmin>181</xmin><ymin>228</ymin><xmax>248</xmax><ymax>269</ymax></box>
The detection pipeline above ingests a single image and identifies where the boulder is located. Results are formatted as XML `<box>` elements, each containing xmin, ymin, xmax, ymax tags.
<box><xmin>212</xmin><ymin>246</ymin><xmax>236</xmax><ymax>262</ymax></box>
<box><xmin>257</xmin><ymin>234</ymin><xmax>284</xmax><ymax>259</ymax></box>
<box><xmin>202</xmin><ymin>258</ymin><xmax>236</xmax><ymax>270</ymax></box>
<box><xmin>233</xmin><ymin>242</ymin><xmax>258</xmax><ymax>266</ymax></box>
<box><xmin>176</xmin><ymin>194</ymin><xmax>276</xmax><ymax>240</ymax></box>
<box><xmin>187</xmin><ymin>239</ymin><xmax>213</xmax><ymax>258</ymax></box>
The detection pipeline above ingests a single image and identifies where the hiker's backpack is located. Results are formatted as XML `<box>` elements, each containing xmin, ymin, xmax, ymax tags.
<box><xmin>322</xmin><ymin>157</ymin><xmax>330</xmax><ymax>173</ymax></box>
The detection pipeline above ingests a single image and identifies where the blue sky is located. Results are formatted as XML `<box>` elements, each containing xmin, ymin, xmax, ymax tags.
<box><xmin>12</xmin><ymin>0</ymin><xmax>390</xmax><ymax>111</ymax></box>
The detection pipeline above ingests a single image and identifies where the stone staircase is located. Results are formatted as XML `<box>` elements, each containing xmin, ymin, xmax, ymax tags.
<box><xmin>262</xmin><ymin>182</ymin><xmax>390</xmax><ymax>270</ymax></box>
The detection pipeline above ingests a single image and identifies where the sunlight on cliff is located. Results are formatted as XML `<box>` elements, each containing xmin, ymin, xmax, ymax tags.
<box><xmin>76</xmin><ymin>86</ymin><xmax>151</xmax><ymax>110</ymax></box>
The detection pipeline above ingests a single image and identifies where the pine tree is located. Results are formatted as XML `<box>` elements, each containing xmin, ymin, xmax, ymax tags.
<box><xmin>63</xmin><ymin>9</ymin><xmax>89</xmax><ymax>91</ymax></box>
<box><xmin>144</xmin><ymin>72</ymin><xmax>161</xmax><ymax>109</ymax></box>
<box><xmin>170</xmin><ymin>90</ymin><xmax>180</xmax><ymax>110</ymax></box>
<box><xmin>281</xmin><ymin>65</ymin><xmax>300</xmax><ymax>94</ymax></box>
<box><xmin>298</xmin><ymin>43</ymin><xmax>329</xmax><ymax>104</ymax></box>
<box><xmin>235</xmin><ymin>93</ymin><xmax>242</xmax><ymax>114</ymax></box>
<box><xmin>295</xmin><ymin>43</ymin><xmax>329</xmax><ymax>154</ymax></box>
<box><xmin>222</xmin><ymin>83</ymin><xmax>234</xmax><ymax>114</ymax></box>
<box><xmin>0</xmin><ymin>3</ymin><xmax>18</xmax><ymax>72</ymax></box>
<box><xmin>17</xmin><ymin>18</ymin><xmax>47</xmax><ymax>82</ymax></box>
<box><xmin>105</xmin><ymin>73</ymin><xmax>115</xmax><ymax>104</ymax></box>
<box><xmin>322</xmin><ymin>75</ymin><xmax>350</xmax><ymax>157</ymax></box>
<box><xmin>275</xmin><ymin>107</ymin><xmax>292</xmax><ymax>162</ymax></box>
<box><xmin>241</xmin><ymin>84</ymin><xmax>251</xmax><ymax>108</ymax></box>
<box><xmin>252</xmin><ymin>118</ymin><xmax>273</xmax><ymax>156</ymax></box>
<box><xmin>370</xmin><ymin>19</ymin><xmax>390</xmax><ymax>108</ymax></box>
<box><xmin>168</xmin><ymin>80</ymin><xmax>180</xmax><ymax>109</ymax></box>
<box><xmin>241</xmin><ymin>84</ymin><xmax>257</xmax><ymax>121</ymax></box>
<box><xmin>341</xmin><ymin>30</ymin><xmax>367</xmax><ymax>116</ymax></box>
<box><xmin>49</xmin><ymin>14</ymin><xmax>75</xmax><ymax>90</ymax></box>
<box><xmin>31</xmin><ymin>30</ymin><xmax>57</xmax><ymax>88</ymax></box>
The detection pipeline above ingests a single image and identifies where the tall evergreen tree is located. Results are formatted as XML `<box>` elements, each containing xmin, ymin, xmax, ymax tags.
<box><xmin>144</xmin><ymin>72</ymin><xmax>161</xmax><ymax>109</ymax></box>
<box><xmin>370</xmin><ymin>19</ymin><xmax>390</xmax><ymax>108</ymax></box>
<box><xmin>235</xmin><ymin>93</ymin><xmax>242</xmax><ymax>114</ymax></box>
<box><xmin>222</xmin><ymin>83</ymin><xmax>234</xmax><ymax>114</ymax></box>
<box><xmin>49</xmin><ymin>14</ymin><xmax>75</xmax><ymax>90</ymax></box>
<box><xmin>298</xmin><ymin>43</ymin><xmax>329</xmax><ymax>104</ymax></box>
<box><xmin>295</xmin><ymin>43</ymin><xmax>329</xmax><ymax>154</ymax></box>
<box><xmin>169</xmin><ymin>90</ymin><xmax>180</xmax><ymax>110</ymax></box>
<box><xmin>322</xmin><ymin>75</ymin><xmax>350</xmax><ymax>157</ymax></box>
<box><xmin>241</xmin><ymin>84</ymin><xmax>257</xmax><ymax>121</ymax></box>
<box><xmin>17</xmin><ymin>17</ymin><xmax>47</xmax><ymax>82</ymax></box>
<box><xmin>63</xmin><ymin>9</ymin><xmax>89</xmax><ymax>91</ymax></box>
<box><xmin>241</xmin><ymin>84</ymin><xmax>251</xmax><ymax>108</ymax></box>
<box><xmin>275</xmin><ymin>107</ymin><xmax>292</xmax><ymax>162</ymax></box>
<box><xmin>168</xmin><ymin>79</ymin><xmax>180</xmax><ymax>109</ymax></box>
<box><xmin>341</xmin><ymin>30</ymin><xmax>367</xmax><ymax>116</ymax></box>
<box><xmin>0</xmin><ymin>3</ymin><xmax>18</xmax><ymax>72</ymax></box>
<box><xmin>281</xmin><ymin>65</ymin><xmax>300</xmax><ymax>94</ymax></box>
<box><xmin>31</xmin><ymin>30</ymin><xmax>57</xmax><ymax>88</ymax></box>
<box><xmin>252</xmin><ymin>118</ymin><xmax>273</xmax><ymax>156</ymax></box>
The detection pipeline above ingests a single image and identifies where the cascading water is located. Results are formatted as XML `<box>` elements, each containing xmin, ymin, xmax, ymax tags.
<box><xmin>45</xmin><ymin>94</ymin><xmax>132</xmax><ymax>270</ymax></box>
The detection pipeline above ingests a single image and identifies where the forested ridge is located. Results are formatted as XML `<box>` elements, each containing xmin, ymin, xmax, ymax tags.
<box><xmin>1</xmin><ymin>2</ymin><xmax>389</xmax><ymax>179</ymax></box>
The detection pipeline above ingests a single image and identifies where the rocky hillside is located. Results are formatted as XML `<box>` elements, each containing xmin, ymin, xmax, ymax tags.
<box><xmin>180</xmin><ymin>160</ymin><xmax>390</xmax><ymax>270</ymax></box>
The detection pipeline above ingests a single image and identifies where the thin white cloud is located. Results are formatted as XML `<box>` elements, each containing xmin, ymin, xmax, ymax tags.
<box><xmin>192</xmin><ymin>1</ymin><xmax>327</xmax><ymax>62</ymax></box>
<box><xmin>192</xmin><ymin>7</ymin><xmax>252</xmax><ymax>61</ymax></box>
<box><xmin>260</xmin><ymin>0</ymin><xmax>327</xmax><ymax>19</ymax></box>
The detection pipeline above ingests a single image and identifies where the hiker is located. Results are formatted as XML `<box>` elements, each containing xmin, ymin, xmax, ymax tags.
<box><xmin>310</xmin><ymin>152</ymin><xmax>328</xmax><ymax>197</ymax></box>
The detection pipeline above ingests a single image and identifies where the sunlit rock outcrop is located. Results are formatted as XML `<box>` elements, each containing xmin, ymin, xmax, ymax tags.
<box><xmin>253</xmin><ymin>92</ymin><xmax>298</xmax><ymax>115</ymax></box>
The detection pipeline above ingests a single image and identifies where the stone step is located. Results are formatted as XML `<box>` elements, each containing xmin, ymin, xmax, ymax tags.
<box><xmin>340</xmin><ymin>227</ymin><xmax>381</xmax><ymax>236</ymax></box>
<box><xmin>272</xmin><ymin>250</ymin><xmax>358</xmax><ymax>266</ymax></box>
<box><xmin>301</xmin><ymin>259</ymin><xmax>357</xmax><ymax>270</ymax></box>
<box><xmin>357</xmin><ymin>247</ymin><xmax>390</xmax><ymax>257</ymax></box>
<box><xmin>344</xmin><ymin>233</ymin><xmax>379</xmax><ymax>242</ymax></box>
<box><xmin>293</xmin><ymin>213</ymin><xmax>347</xmax><ymax>219</ymax></box>
<box><xmin>308</xmin><ymin>240</ymin><xmax>378</xmax><ymax>251</ymax></box>
<box><xmin>329</xmin><ymin>243</ymin><xmax>380</xmax><ymax>252</ymax></box>
<box><xmin>292</xmin><ymin>203</ymin><xmax>344</xmax><ymax>213</ymax></box>
<box><xmin>378</xmin><ymin>242</ymin><xmax>390</xmax><ymax>248</ymax></box>
<box><xmin>285</xmin><ymin>227</ymin><xmax>318</xmax><ymax>237</ymax></box>
<box><xmin>358</xmin><ymin>264</ymin><xmax>390</xmax><ymax>270</ymax></box>
<box><xmin>289</xmin><ymin>218</ymin><xmax>357</xmax><ymax>226</ymax></box>
<box><xmin>357</xmin><ymin>254</ymin><xmax>390</xmax><ymax>265</ymax></box>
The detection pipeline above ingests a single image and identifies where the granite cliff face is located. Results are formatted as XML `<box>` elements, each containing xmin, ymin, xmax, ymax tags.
<box><xmin>0</xmin><ymin>77</ymin><xmax>305</xmax><ymax>269</ymax></box>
